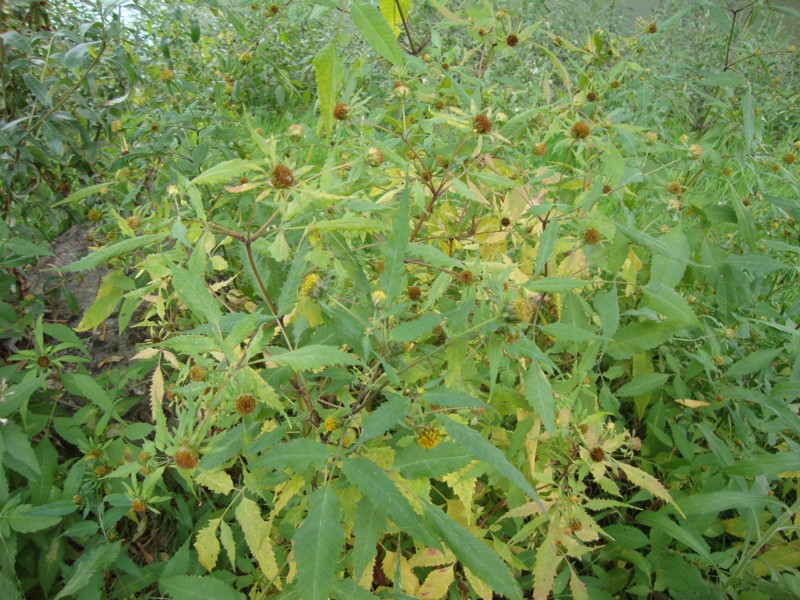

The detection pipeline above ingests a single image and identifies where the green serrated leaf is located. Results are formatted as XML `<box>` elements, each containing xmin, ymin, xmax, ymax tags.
<box><xmin>351</xmin><ymin>497</ymin><xmax>385</xmax><ymax>582</ymax></box>
<box><xmin>534</xmin><ymin>219</ymin><xmax>559</xmax><ymax>276</ymax></box>
<box><xmin>294</xmin><ymin>485</ymin><xmax>345</xmax><ymax>600</ymax></box>
<box><xmin>342</xmin><ymin>456</ymin><xmax>440</xmax><ymax>548</ymax></box>
<box><xmin>607</xmin><ymin>322</ymin><xmax>682</xmax><ymax>360</ymax></box>
<box><xmin>267</xmin><ymin>345</ymin><xmax>360</xmax><ymax>371</ymax></box>
<box><xmin>725</xmin><ymin>348</ymin><xmax>782</xmax><ymax>377</ymax></box>
<box><xmin>525</xmin><ymin>365</ymin><xmax>555</xmax><ymax>433</ymax></box>
<box><xmin>159</xmin><ymin>575</ymin><xmax>245</xmax><ymax>600</ymax></box>
<box><xmin>55</xmin><ymin>542</ymin><xmax>121</xmax><ymax>599</ymax></box>
<box><xmin>394</xmin><ymin>441</ymin><xmax>472</xmax><ymax>479</ymax></box>
<box><xmin>424</xmin><ymin>502</ymin><xmax>522</xmax><ymax>600</ymax></box>
<box><xmin>616</xmin><ymin>373</ymin><xmax>670</xmax><ymax>397</ymax></box>
<box><xmin>350</xmin><ymin>1</ymin><xmax>407</xmax><ymax>67</ymax></box>
<box><xmin>255</xmin><ymin>438</ymin><xmax>331</xmax><ymax>472</ymax></box>
<box><xmin>356</xmin><ymin>394</ymin><xmax>410</xmax><ymax>447</ymax></box>
<box><xmin>381</xmin><ymin>181</ymin><xmax>410</xmax><ymax>305</ymax></box>
<box><xmin>441</xmin><ymin>418</ymin><xmax>543</xmax><ymax>508</ymax></box>
<box><xmin>170</xmin><ymin>263</ymin><xmax>221</xmax><ymax>326</ymax></box>
<box><xmin>60</xmin><ymin>233</ymin><xmax>166</xmax><ymax>272</ymax></box>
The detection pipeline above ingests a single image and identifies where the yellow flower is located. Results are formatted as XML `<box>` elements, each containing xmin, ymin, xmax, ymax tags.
<box><xmin>371</xmin><ymin>290</ymin><xmax>387</xmax><ymax>308</ymax></box>
<box><xmin>416</xmin><ymin>425</ymin><xmax>441</xmax><ymax>449</ymax></box>
<box><xmin>324</xmin><ymin>417</ymin><xmax>340</xmax><ymax>432</ymax></box>
<box><xmin>300</xmin><ymin>274</ymin><xmax>323</xmax><ymax>298</ymax></box>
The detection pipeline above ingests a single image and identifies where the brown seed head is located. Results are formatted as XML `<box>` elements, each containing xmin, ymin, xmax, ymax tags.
<box><xmin>611</xmin><ymin>80</ymin><xmax>621</xmax><ymax>89</ymax></box>
<box><xmin>506</xmin><ymin>34</ymin><xmax>519</xmax><ymax>47</ymax></box>
<box><xmin>586</xmin><ymin>91</ymin><xmax>597</xmax><ymax>102</ymax></box>
<box><xmin>131</xmin><ymin>499</ymin><xmax>147</xmax><ymax>513</ymax></box>
<box><xmin>189</xmin><ymin>365</ymin><xmax>208</xmax><ymax>382</ymax></box>
<box><xmin>583</xmin><ymin>228</ymin><xmax>601</xmax><ymax>245</ymax></box>
<box><xmin>367</xmin><ymin>147</ymin><xmax>384</xmax><ymax>167</ymax></box>
<box><xmin>501</xmin><ymin>217</ymin><xmax>511</xmax><ymax>227</ymax></box>
<box><xmin>534</xmin><ymin>142</ymin><xmax>547</xmax><ymax>156</ymax></box>
<box><xmin>271</xmin><ymin>164</ymin><xmax>294</xmax><ymax>189</ymax></box>
<box><xmin>173</xmin><ymin>446</ymin><xmax>199</xmax><ymax>470</ymax></box>
<box><xmin>590</xmin><ymin>447</ymin><xmax>606</xmax><ymax>462</ymax></box>
<box><xmin>459</xmin><ymin>270</ymin><xmax>475</xmax><ymax>285</ymax></box>
<box><xmin>647</xmin><ymin>22</ymin><xmax>657</xmax><ymax>34</ymax></box>
<box><xmin>571</xmin><ymin>121</ymin><xmax>591</xmax><ymax>140</ymax></box>
<box><xmin>666</xmin><ymin>181</ymin><xmax>682</xmax><ymax>196</ymax></box>
<box><xmin>236</xmin><ymin>393</ymin><xmax>257</xmax><ymax>415</ymax></box>
<box><xmin>569</xmin><ymin>520</ymin><xmax>583</xmax><ymax>532</ymax></box>
<box><xmin>88</xmin><ymin>209</ymin><xmax>101</xmax><ymax>222</ymax></box>
<box><xmin>602</xmin><ymin>185</ymin><xmax>612</xmax><ymax>194</ymax></box>
<box><xmin>37</xmin><ymin>355</ymin><xmax>50</xmax><ymax>368</ymax></box>
<box><xmin>407</xmin><ymin>286</ymin><xmax>421</xmax><ymax>301</ymax></box>
<box><xmin>784</xmin><ymin>152</ymin><xmax>796</xmax><ymax>165</ymax></box>
<box><xmin>474</xmin><ymin>113</ymin><xmax>492</xmax><ymax>134</ymax></box>
<box><xmin>333</xmin><ymin>102</ymin><xmax>349</xmax><ymax>121</ymax></box>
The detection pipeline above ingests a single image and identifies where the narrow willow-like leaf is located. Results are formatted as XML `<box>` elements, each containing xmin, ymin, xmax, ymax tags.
<box><xmin>342</xmin><ymin>456</ymin><xmax>440</xmax><ymax>548</ymax></box>
<box><xmin>313</xmin><ymin>41</ymin><xmax>343</xmax><ymax>137</ymax></box>
<box><xmin>441</xmin><ymin>418</ymin><xmax>543</xmax><ymax>509</ymax></box>
<box><xmin>424</xmin><ymin>503</ymin><xmax>522</xmax><ymax>600</ymax></box>
<box><xmin>293</xmin><ymin>485</ymin><xmax>345</xmax><ymax>600</ymax></box>
<box><xmin>380</xmin><ymin>180</ymin><xmax>410</xmax><ymax>305</ymax></box>
<box><xmin>525</xmin><ymin>364</ymin><xmax>555</xmax><ymax>433</ymax></box>
<box><xmin>59</xmin><ymin>233</ymin><xmax>166</xmax><ymax>272</ymax></box>
<box><xmin>350</xmin><ymin>1</ymin><xmax>407</xmax><ymax>67</ymax></box>
<box><xmin>159</xmin><ymin>575</ymin><xmax>245</xmax><ymax>600</ymax></box>
<box><xmin>236</xmin><ymin>498</ymin><xmax>280</xmax><ymax>582</ymax></box>
<box><xmin>170</xmin><ymin>263</ymin><xmax>221</xmax><ymax>326</ymax></box>
<box><xmin>267</xmin><ymin>344</ymin><xmax>360</xmax><ymax>371</ymax></box>
<box><xmin>355</xmin><ymin>393</ymin><xmax>410</xmax><ymax>447</ymax></box>
<box><xmin>351</xmin><ymin>497</ymin><xmax>385</xmax><ymax>583</ymax></box>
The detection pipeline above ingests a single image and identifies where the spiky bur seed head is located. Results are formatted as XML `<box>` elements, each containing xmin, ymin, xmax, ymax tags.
<box><xmin>667</xmin><ymin>181</ymin><xmax>683</xmax><ymax>195</ymax></box>
<box><xmin>495</xmin><ymin>111</ymin><xmax>508</xmax><ymax>124</ymax></box>
<box><xmin>647</xmin><ymin>22</ymin><xmax>657</xmax><ymax>33</ymax></box>
<box><xmin>504</xmin><ymin>297</ymin><xmax>533</xmax><ymax>323</ymax></box>
<box><xmin>571</xmin><ymin>121</ymin><xmax>591</xmax><ymax>140</ymax></box>
<box><xmin>189</xmin><ymin>365</ymin><xmax>208</xmax><ymax>382</ymax></box>
<box><xmin>458</xmin><ymin>270</ymin><xmax>475</xmax><ymax>285</ymax></box>
<box><xmin>159</xmin><ymin>68</ymin><xmax>174</xmax><ymax>82</ymax></box>
<box><xmin>371</xmin><ymin>290</ymin><xmax>387</xmax><ymax>308</ymax></box>
<box><xmin>268</xmin><ymin>4</ymin><xmax>279</xmax><ymax>14</ymax></box>
<box><xmin>534</xmin><ymin>142</ymin><xmax>547</xmax><ymax>157</ymax></box>
<box><xmin>131</xmin><ymin>499</ymin><xmax>147</xmax><ymax>513</ymax></box>
<box><xmin>239</xmin><ymin>52</ymin><xmax>252</xmax><ymax>64</ymax></box>
<box><xmin>416</xmin><ymin>425</ymin><xmax>441</xmax><ymax>449</ymax></box>
<box><xmin>236</xmin><ymin>393</ymin><xmax>257</xmax><ymax>415</ymax></box>
<box><xmin>324</xmin><ymin>416</ymin><xmax>340</xmax><ymax>432</ymax></box>
<box><xmin>367</xmin><ymin>147</ymin><xmax>384</xmax><ymax>167</ymax></box>
<box><xmin>506</xmin><ymin>34</ymin><xmax>519</xmax><ymax>47</ymax></box>
<box><xmin>37</xmin><ymin>355</ymin><xmax>50</xmax><ymax>368</ymax></box>
<box><xmin>688</xmin><ymin>144</ymin><xmax>704</xmax><ymax>159</ymax></box>
<box><xmin>173</xmin><ymin>446</ymin><xmax>199</xmax><ymax>470</ymax></box>
<box><xmin>333</xmin><ymin>102</ymin><xmax>349</xmax><ymax>120</ymax></box>
<box><xmin>723</xmin><ymin>167</ymin><xmax>734</xmax><ymax>177</ymax></box>
<box><xmin>300</xmin><ymin>273</ymin><xmax>324</xmax><ymax>299</ymax></box>
<box><xmin>501</xmin><ymin>217</ymin><xmax>511</xmax><ymax>227</ymax></box>
<box><xmin>394</xmin><ymin>84</ymin><xmax>410</xmax><ymax>98</ymax></box>
<box><xmin>586</xmin><ymin>91</ymin><xmax>597</xmax><ymax>102</ymax></box>
<box><xmin>474</xmin><ymin>113</ymin><xmax>492</xmax><ymax>134</ymax></box>
<box><xmin>271</xmin><ymin>164</ymin><xmax>294</xmax><ymax>189</ymax></box>
<box><xmin>553</xmin><ymin>36</ymin><xmax>563</xmax><ymax>46</ymax></box>
<box><xmin>407</xmin><ymin>286</ymin><xmax>421</xmax><ymax>301</ymax></box>
<box><xmin>611</xmin><ymin>79</ymin><xmax>621</xmax><ymax>89</ymax></box>
<box><xmin>287</xmin><ymin>124</ymin><xmax>304</xmax><ymax>141</ymax></box>
<box><xmin>88</xmin><ymin>209</ymin><xmax>101</xmax><ymax>222</ymax></box>
<box><xmin>602</xmin><ymin>185</ymin><xmax>612</xmax><ymax>194</ymax></box>
<box><xmin>590</xmin><ymin>447</ymin><xmax>606</xmax><ymax>462</ymax></box>
<box><xmin>584</xmin><ymin>228</ymin><xmax>601</xmax><ymax>245</ymax></box>
<box><xmin>496</xmin><ymin>9</ymin><xmax>508</xmax><ymax>19</ymax></box>
<box><xmin>111</xmin><ymin>120</ymin><xmax>123</xmax><ymax>133</ymax></box>
<box><xmin>784</xmin><ymin>153</ymin><xmax>796</xmax><ymax>165</ymax></box>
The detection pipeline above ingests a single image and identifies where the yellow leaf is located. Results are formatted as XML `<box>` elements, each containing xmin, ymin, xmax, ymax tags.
<box><xmin>442</xmin><ymin>463</ymin><xmax>478</xmax><ymax>524</ymax></box>
<box><xmin>195</xmin><ymin>518</ymin><xmax>221</xmax><ymax>572</ymax></box>
<box><xmin>272</xmin><ymin>474</ymin><xmax>305</xmax><ymax>515</ymax></box>
<box><xmin>195</xmin><ymin>470</ymin><xmax>234</xmax><ymax>495</ymax></box>
<box><xmin>417</xmin><ymin>564</ymin><xmax>454</xmax><ymax>600</ymax></box>
<box><xmin>149</xmin><ymin>366</ymin><xmax>164</xmax><ymax>422</ymax></box>
<box><xmin>464</xmin><ymin>567</ymin><xmax>493</xmax><ymax>600</ymax></box>
<box><xmin>533</xmin><ymin>516</ymin><xmax>562</xmax><ymax>600</ymax></box>
<box><xmin>569</xmin><ymin>568</ymin><xmax>590</xmax><ymax>600</ymax></box>
<box><xmin>235</xmin><ymin>497</ymin><xmax>281</xmax><ymax>586</ymax></box>
<box><xmin>131</xmin><ymin>347</ymin><xmax>160</xmax><ymax>361</ymax></box>
<box><xmin>380</xmin><ymin>0</ymin><xmax>412</xmax><ymax>37</ymax></box>
<box><xmin>675</xmin><ymin>398</ymin><xmax>711</xmax><ymax>408</ymax></box>
<box><xmin>382</xmin><ymin>551</ymin><xmax>419</xmax><ymax>595</ymax></box>
<box><xmin>412</xmin><ymin>547</ymin><xmax>455</xmax><ymax>568</ymax></box>
<box><xmin>219</xmin><ymin>521</ymin><xmax>236</xmax><ymax>567</ymax></box>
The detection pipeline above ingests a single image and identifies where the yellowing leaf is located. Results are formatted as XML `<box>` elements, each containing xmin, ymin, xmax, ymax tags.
<box><xmin>235</xmin><ymin>498</ymin><xmax>280</xmax><ymax>586</ymax></box>
<box><xmin>569</xmin><ymin>568</ymin><xmax>589</xmax><ymax>600</ymax></box>
<box><xmin>675</xmin><ymin>398</ymin><xmax>711</xmax><ymax>408</ymax></box>
<box><xmin>412</xmin><ymin>547</ymin><xmax>456</xmax><ymax>568</ymax></box>
<box><xmin>379</xmin><ymin>0</ymin><xmax>411</xmax><ymax>36</ymax></box>
<box><xmin>616</xmin><ymin>461</ymin><xmax>685</xmax><ymax>517</ymax></box>
<box><xmin>150</xmin><ymin>366</ymin><xmax>164</xmax><ymax>422</ymax></box>
<box><xmin>195</xmin><ymin>470</ymin><xmax>234</xmax><ymax>495</ymax></box>
<box><xmin>195</xmin><ymin>518</ymin><xmax>221</xmax><ymax>572</ymax></box>
<box><xmin>464</xmin><ymin>567</ymin><xmax>493</xmax><ymax>600</ymax></box>
<box><xmin>219</xmin><ymin>521</ymin><xmax>236</xmax><ymax>567</ymax></box>
<box><xmin>382</xmin><ymin>551</ymin><xmax>419</xmax><ymax>594</ymax></box>
<box><xmin>417</xmin><ymin>564</ymin><xmax>455</xmax><ymax>600</ymax></box>
<box><xmin>533</xmin><ymin>517</ymin><xmax>562</xmax><ymax>600</ymax></box>
<box><xmin>442</xmin><ymin>464</ymin><xmax>477</xmax><ymax>524</ymax></box>
<box><xmin>272</xmin><ymin>474</ymin><xmax>305</xmax><ymax>515</ymax></box>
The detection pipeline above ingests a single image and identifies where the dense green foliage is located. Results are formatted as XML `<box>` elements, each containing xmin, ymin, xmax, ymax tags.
<box><xmin>1</xmin><ymin>0</ymin><xmax>799</xmax><ymax>598</ymax></box>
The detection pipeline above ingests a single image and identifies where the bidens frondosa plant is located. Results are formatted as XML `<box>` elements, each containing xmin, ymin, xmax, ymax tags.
<box><xmin>4</xmin><ymin>0</ymin><xmax>799</xmax><ymax>599</ymax></box>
